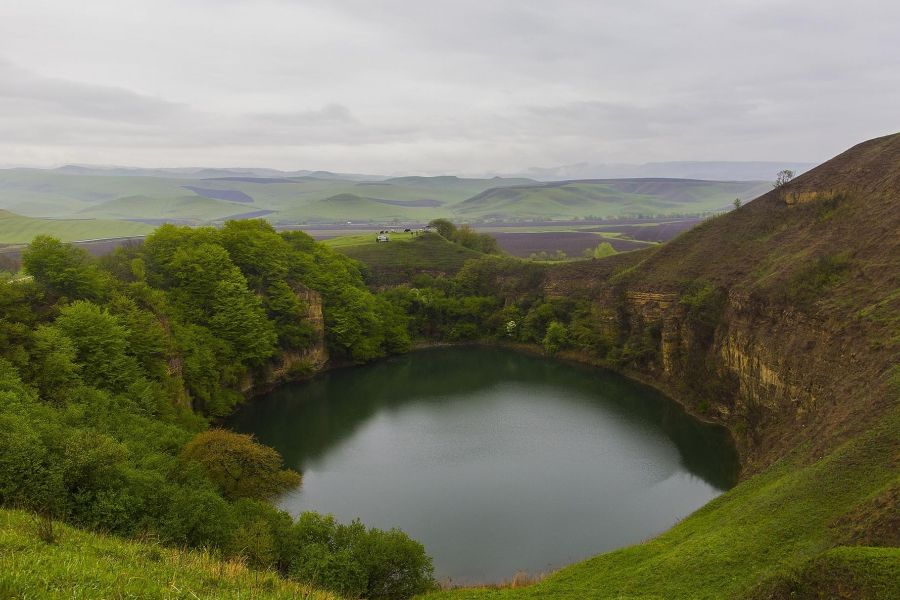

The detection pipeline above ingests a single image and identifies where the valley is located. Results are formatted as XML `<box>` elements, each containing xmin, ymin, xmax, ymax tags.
<box><xmin>0</xmin><ymin>135</ymin><xmax>896</xmax><ymax>600</ymax></box>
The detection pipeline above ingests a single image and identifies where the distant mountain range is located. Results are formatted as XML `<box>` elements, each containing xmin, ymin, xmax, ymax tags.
<box><xmin>511</xmin><ymin>161</ymin><xmax>818</xmax><ymax>182</ymax></box>
<box><xmin>41</xmin><ymin>161</ymin><xmax>818</xmax><ymax>183</ymax></box>
<box><xmin>51</xmin><ymin>164</ymin><xmax>387</xmax><ymax>182</ymax></box>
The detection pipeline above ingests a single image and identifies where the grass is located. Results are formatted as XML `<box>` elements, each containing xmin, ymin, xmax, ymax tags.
<box><xmin>745</xmin><ymin>546</ymin><xmax>900</xmax><ymax>599</ymax></box>
<box><xmin>424</xmin><ymin>407</ymin><xmax>899</xmax><ymax>599</ymax></box>
<box><xmin>457</xmin><ymin>180</ymin><xmax>771</xmax><ymax>220</ymax></box>
<box><xmin>0</xmin><ymin>210</ymin><xmax>153</xmax><ymax>244</ymax></box>
<box><xmin>0</xmin><ymin>508</ymin><xmax>337</xmax><ymax>600</ymax></box>
<box><xmin>327</xmin><ymin>232</ymin><xmax>485</xmax><ymax>284</ymax></box>
<box><xmin>77</xmin><ymin>194</ymin><xmax>255</xmax><ymax>222</ymax></box>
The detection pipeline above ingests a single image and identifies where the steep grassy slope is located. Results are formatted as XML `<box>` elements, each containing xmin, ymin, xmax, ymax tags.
<box><xmin>0</xmin><ymin>509</ymin><xmax>336</xmax><ymax>600</ymax></box>
<box><xmin>431</xmin><ymin>133</ymin><xmax>900</xmax><ymax>599</ymax></box>
<box><xmin>0</xmin><ymin>210</ymin><xmax>153</xmax><ymax>244</ymax></box>
<box><xmin>591</xmin><ymin>135</ymin><xmax>898</xmax><ymax>468</ymax></box>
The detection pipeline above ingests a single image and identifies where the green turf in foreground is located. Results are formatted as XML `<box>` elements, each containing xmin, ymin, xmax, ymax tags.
<box><xmin>424</xmin><ymin>408</ymin><xmax>900</xmax><ymax>599</ymax></box>
<box><xmin>0</xmin><ymin>509</ymin><xmax>336</xmax><ymax>600</ymax></box>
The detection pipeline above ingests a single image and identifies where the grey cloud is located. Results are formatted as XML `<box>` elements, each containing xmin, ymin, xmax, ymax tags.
<box><xmin>0</xmin><ymin>0</ymin><xmax>897</xmax><ymax>172</ymax></box>
<box><xmin>0</xmin><ymin>59</ymin><xmax>185</xmax><ymax>123</ymax></box>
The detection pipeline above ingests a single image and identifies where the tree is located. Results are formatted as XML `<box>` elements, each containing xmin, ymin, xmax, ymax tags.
<box><xmin>774</xmin><ymin>169</ymin><xmax>795</xmax><ymax>188</ymax></box>
<box><xmin>733</xmin><ymin>198</ymin><xmax>742</xmax><ymax>210</ymax></box>
<box><xmin>209</xmin><ymin>278</ymin><xmax>277</xmax><ymax>365</ymax></box>
<box><xmin>52</xmin><ymin>300</ymin><xmax>142</xmax><ymax>393</ymax></box>
<box><xmin>22</xmin><ymin>236</ymin><xmax>109</xmax><ymax>301</ymax></box>
<box><xmin>27</xmin><ymin>325</ymin><xmax>81</xmax><ymax>402</ymax></box>
<box><xmin>593</xmin><ymin>242</ymin><xmax>617</xmax><ymax>259</ymax></box>
<box><xmin>180</xmin><ymin>429</ymin><xmax>300</xmax><ymax>501</ymax></box>
<box><xmin>219</xmin><ymin>219</ymin><xmax>291</xmax><ymax>289</ymax></box>
<box><xmin>543</xmin><ymin>321</ymin><xmax>568</xmax><ymax>355</ymax></box>
<box><xmin>427</xmin><ymin>218</ymin><xmax>457</xmax><ymax>240</ymax></box>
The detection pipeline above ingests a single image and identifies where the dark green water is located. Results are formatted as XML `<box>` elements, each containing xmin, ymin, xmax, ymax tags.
<box><xmin>229</xmin><ymin>347</ymin><xmax>738</xmax><ymax>584</ymax></box>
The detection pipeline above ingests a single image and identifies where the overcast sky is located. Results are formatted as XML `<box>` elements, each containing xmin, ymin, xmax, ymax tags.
<box><xmin>1</xmin><ymin>0</ymin><xmax>897</xmax><ymax>174</ymax></box>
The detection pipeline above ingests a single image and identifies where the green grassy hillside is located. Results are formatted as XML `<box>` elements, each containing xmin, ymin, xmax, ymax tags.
<box><xmin>0</xmin><ymin>509</ymin><xmax>337</xmax><ymax>600</ymax></box>
<box><xmin>76</xmin><ymin>194</ymin><xmax>258</xmax><ymax>222</ymax></box>
<box><xmin>457</xmin><ymin>179</ymin><xmax>771</xmax><ymax>219</ymax></box>
<box><xmin>0</xmin><ymin>210</ymin><xmax>153</xmax><ymax>244</ymax></box>
<box><xmin>327</xmin><ymin>232</ymin><xmax>484</xmax><ymax>284</ymax></box>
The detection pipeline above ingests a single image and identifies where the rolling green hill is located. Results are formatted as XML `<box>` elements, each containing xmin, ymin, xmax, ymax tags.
<box><xmin>297</xmin><ymin>193</ymin><xmax>441</xmax><ymax>222</ymax></box>
<box><xmin>0</xmin><ymin>209</ymin><xmax>153</xmax><ymax>244</ymax></box>
<box><xmin>457</xmin><ymin>179</ymin><xmax>771</xmax><ymax>219</ymax></box>
<box><xmin>0</xmin><ymin>168</ymin><xmax>774</xmax><ymax>228</ymax></box>
<box><xmin>77</xmin><ymin>194</ymin><xmax>262</xmax><ymax>222</ymax></box>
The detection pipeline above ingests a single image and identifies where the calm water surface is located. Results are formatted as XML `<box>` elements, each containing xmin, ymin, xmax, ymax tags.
<box><xmin>229</xmin><ymin>347</ymin><xmax>738</xmax><ymax>583</ymax></box>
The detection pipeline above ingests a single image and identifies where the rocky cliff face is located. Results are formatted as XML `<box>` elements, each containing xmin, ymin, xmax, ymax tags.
<box><xmin>541</xmin><ymin>133</ymin><xmax>899</xmax><ymax>472</ymax></box>
<box><xmin>242</xmin><ymin>285</ymin><xmax>328</xmax><ymax>394</ymax></box>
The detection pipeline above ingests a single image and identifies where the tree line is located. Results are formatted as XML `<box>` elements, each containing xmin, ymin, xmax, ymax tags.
<box><xmin>0</xmin><ymin>221</ymin><xmax>432</xmax><ymax>599</ymax></box>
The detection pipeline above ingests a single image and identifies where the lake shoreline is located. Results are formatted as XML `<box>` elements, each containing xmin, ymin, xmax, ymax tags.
<box><xmin>229</xmin><ymin>345</ymin><xmax>738</xmax><ymax>583</ymax></box>
<box><xmin>238</xmin><ymin>338</ymin><xmax>742</xmax><ymax>476</ymax></box>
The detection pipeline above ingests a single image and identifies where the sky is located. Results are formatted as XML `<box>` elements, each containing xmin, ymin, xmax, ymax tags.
<box><xmin>0</xmin><ymin>0</ymin><xmax>898</xmax><ymax>174</ymax></box>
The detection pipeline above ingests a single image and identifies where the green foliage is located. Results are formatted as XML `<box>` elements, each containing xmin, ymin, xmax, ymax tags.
<box><xmin>1</xmin><ymin>227</ymin><xmax>435</xmax><ymax>599</ymax></box>
<box><xmin>53</xmin><ymin>300</ymin><xmax>143</xmax><ymax>393</ymax></box>
<box><xmin>25</xmin><ymin>325</ymin><xmax>81</xmax><ymax>402</ymax></box>
<box><xmin>209</xmin><ymin>279</ymin><xmax>278</xmax><ymax>365</ymax></box>
<box><xmin>428</xmin><ymin>218</ymin><xmax>458</xmax><ymax>240</ymax></box>
<box><xmin>592</xmin><ymin>241</ymin><xmax>617</xmax><ymax>259</ymax></box>
<box><xmin>679</xmin><ymin>280</ymin><xmax>725</xmax><ymax>331</ymax></box>
<box><xmin>22</xmin><ymin>235</ymin><xmax>109</xmax><ymax>301</ymax></box>
<box><xmin>779</xmin><ymin>253</ymin><xmax>852</xmax><ymax>309</ymax></box>
<box><xmin>542</xmin><ymin>321</ymin><xmax>568</xmax><ymax>355</ymax></box>
<box><xmin>289</xmin><ymin>512</ymin><xmax>436</xmax><ymax>600</ymax></box>
<box><xmin>428</xmin><ymin>219</ymin><xmax>499</xmax><ymax>254</ymax></box>
<box><xmin>180</xmin><ymin>429</ymin><xmax>301</xmax><ymax>502</ymax></box>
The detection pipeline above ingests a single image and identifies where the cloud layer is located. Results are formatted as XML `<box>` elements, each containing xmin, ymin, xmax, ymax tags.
<box><xmin>1</xmin><ymin>0</ymin><xmax>897</xmax><ymax>173</ymax></box>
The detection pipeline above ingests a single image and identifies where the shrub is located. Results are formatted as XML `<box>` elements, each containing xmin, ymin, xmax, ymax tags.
<box><xmin>543</xmin><ymin>321</ymin><xmax>569</xmax><ymax>355</ymax></box>
<box><xmin>180</xmin><ymin>429</ymin><xmax>300</xmax><ymax>502</ymax></box>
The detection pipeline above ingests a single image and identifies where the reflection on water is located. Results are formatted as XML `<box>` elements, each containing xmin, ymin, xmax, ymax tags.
<box><xmin>229</xmin><ymin>347</ymin><xmax>738</xmax><ymax>583</ymax></box>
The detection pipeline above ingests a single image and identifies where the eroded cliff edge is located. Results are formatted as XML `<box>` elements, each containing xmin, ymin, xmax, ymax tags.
<box><xmin>540</xmin><ymin>133</ymin><xmax>899</xmax><ymax>473</ymax></box>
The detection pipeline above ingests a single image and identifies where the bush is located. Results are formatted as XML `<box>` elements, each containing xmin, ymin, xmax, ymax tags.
<box><xmin>180</xmin><ymin>429</ymin><xmax>300</xmax><ymax>502</ymax></box>
<box><xmin>543</xmin><ymin>321</ymin><xmax>568</xmax><ymax>355</ymax></box>
<box><xmin>289</xmin><ymin>513</ymin><xmax>435</xmax><ymax>600</ymax></box>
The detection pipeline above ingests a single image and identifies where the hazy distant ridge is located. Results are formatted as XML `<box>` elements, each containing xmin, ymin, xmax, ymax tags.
<box><xmin>516</xmin><ymin>161</ymin><xmax>817</xmax><ymax>181</ymax></box>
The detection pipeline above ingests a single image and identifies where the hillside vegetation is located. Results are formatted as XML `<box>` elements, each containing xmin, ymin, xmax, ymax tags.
<box><xmin>0</xmin><ymin>222</ymin><xmax>435</xmax><ymax>599</ymax></box>
<box><xmin>328</xmin><ymin>232</ymin><xmax>488</xmax><ymax>285</ymax></box>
